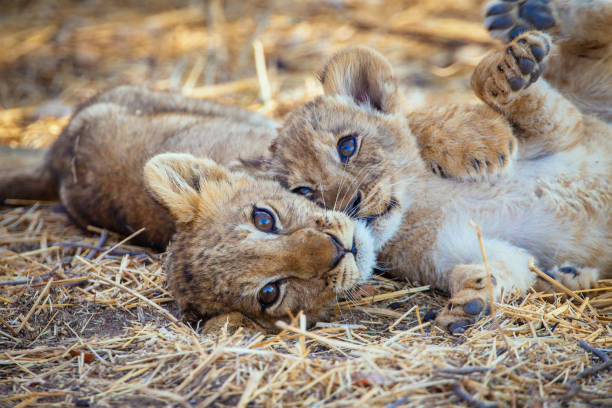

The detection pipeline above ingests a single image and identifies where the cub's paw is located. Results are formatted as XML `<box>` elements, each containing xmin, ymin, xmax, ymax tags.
<box><xmin>474</xmin><ymin>32</ymin><xmax>551</xmax><ymax>107</ymax></box>
<box><xmin>202</xmin><ymin>312</ymin><xmax>265</xmax><ymax>334</ymax></box>
<box><xmin>485</xmin><ymin>0</ymin><xmax>556</xmax><ymax>42</ymax></box>
<box><xmin>535</xmin><ymin>264</ymin><xmax>599</xmax><ymax>292</ymax></box>
<box><xmin>422</xmin><ymin>121</ymin><xmax>518</xmax><ymax>182</ymax></box>
<box><xmin>436</xmin><ymin>265</ymin><xmax>498</xmax><ymax>335</ymax></box>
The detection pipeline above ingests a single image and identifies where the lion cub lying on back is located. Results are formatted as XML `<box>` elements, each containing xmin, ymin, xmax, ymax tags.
<box><xmin>270</xmin><ymin>2</ymin><xmax>612</xmax><ymax>332</ymax></box>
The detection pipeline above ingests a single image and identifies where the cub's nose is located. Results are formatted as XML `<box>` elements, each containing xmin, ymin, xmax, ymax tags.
<box><xmin>345</xmin><ymin>191</ymin><xmax>362</xmax><ymax>216</ymax></box>
<box><xmin>327</xmin><ymin>233</ymin><xmax>347</xmax><ymax>268</ymax></box>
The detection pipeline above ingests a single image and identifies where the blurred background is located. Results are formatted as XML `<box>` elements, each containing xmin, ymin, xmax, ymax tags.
<box><xmin>0</xmin><ymin>0</ymin><xmax>494</xmax><ymax>149</ymax></box>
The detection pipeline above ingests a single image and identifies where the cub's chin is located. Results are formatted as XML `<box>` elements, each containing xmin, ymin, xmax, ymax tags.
<box><xmin>359</xmin><ymin>199</ymin><xmax>404</xmax><ymax>252</ymax></box>
<box><xmin>353</xmin><ymin>220</ymin><xmax>376</xmax><ymax>280</ymax></box>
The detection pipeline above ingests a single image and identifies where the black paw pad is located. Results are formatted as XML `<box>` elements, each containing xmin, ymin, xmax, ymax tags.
<box><xmin>509</xmin><ymin>26</ymin><xmax>530</xmax><ymax>40</ymax></box>
<box><xmin>518</xmin><ymin>58</ymin><xmax>535</xmax><ymax>74</ymax></box>
<box><xmin>486</xmin><ymin>3</ymin><xmax>513</xmax><ymax>17</ymax></box>
<box><xmin>487</xmin><ymin>14</ymin><xmax>514</xmax><ymax>30</ymax></box>
<box><xmin>422</xmin><ymin>310</ymin><xmax>438</xmax><ymax>323</ymax></box>
<box><xmin>509</xmin><ymin>77</ymin><xmax>524</xmax><ymax>91</ymax></box>
<box><xmin>519</xmin><ymin>0</ymin><xmax>555</xmax><ymax>30</ymax></box>
<box><xmin>498</xmin><ymin>153</ymin><xmax>506</xmax><ymax>166</ymax></box>
<box><xmin>463</xmin><ymin>299</ymin><xmax>484</xmax><ymax>316</ymax></box>
<box><xmin>541</xmin><ymin>267</ymin><xmax>557</xmax><ymax>279</ymax></box>
<box><xmin>449</xmin><ymin>321</ymin><xmax>471</xmax><ymax>335</ymax></box>
<box><xmin>559</xmin><ymin>266</ymin><xmax>579</xmax><ymax>277</ymax></box>
<box><xmin>472</xmin><ymin>159</ymin><xmax>482</xmax><ymax>171</ymax></box>
<box><xmin>530</xmin><ymin>44</ymin><xmax>546</xmax><ymax>62</ymax></box>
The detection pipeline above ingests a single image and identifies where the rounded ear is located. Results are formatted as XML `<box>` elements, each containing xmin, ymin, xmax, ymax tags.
<box><xmin>319</xmin><ymin>46</ymin><xmax>400</xmax><ymax>114</ymax></box>
<box><xmin>143</xmin><ymin>153</ymin><xmax>231</xmax><ymax>223</ymax></box>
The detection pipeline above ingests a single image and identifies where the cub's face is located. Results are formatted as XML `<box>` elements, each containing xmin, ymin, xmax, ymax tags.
<box><xmin>144</xmin><ymin>153</ymin><xmax>375</xmax><ymax>332</ymax></box>
<box><xmin>270</xmin><ymin>46</ymin><xmax>424</xmax><ymax>249</ymax></box>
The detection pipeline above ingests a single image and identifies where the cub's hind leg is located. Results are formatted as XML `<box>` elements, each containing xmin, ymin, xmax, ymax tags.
<box><xmin>485</xmin><ymin>0</ymin><xmax>612</xmax><ymax>44</ymax></box>
<box><xmin>484</xmin><ymin>0</ymin><xmax>612</xmax><ymax>121</ymax></box>
<box><xmin>472</xmin><ymin>32</ymin><xmax>586</xmax><ymax>159</ymax></box>
<box><xmin>436</xmin><ymin>261</ymin><xmax>600</xmax><ymax>334</ymax></box>
<box><xmin>534</xmin><ymin>264</ymin><xmax>600</xmax><ymax>293</ymax></box>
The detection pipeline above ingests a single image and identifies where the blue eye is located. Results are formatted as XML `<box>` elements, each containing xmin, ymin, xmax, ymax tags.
<box><xmin>292</xmin><ymin>186</ymin><xmax>313</xmax><ymax>196</ymax></box>
<box><xmin>253</xmin><ymin>208</ymin><xmax>277</xmax><ymax>233</ymax></box>
<box><xmin>337</xmin><ymin>135</ymin><xmax>357</xmax><ymax>163</ymax></box>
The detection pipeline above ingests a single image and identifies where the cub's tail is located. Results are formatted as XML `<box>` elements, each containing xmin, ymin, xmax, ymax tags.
<box><xmin>0</xmin><ymin>146</ymin><xmax>58</xmax><ymax>202</ymax></box>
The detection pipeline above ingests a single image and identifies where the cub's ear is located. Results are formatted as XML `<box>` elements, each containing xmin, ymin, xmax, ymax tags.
<box><xmin>319</xmin><ymin>46</ymin><xmax>400</xmax><ymax>114</ymax></box>
<box><xmin>143</xmin><ymin>153</ymin><xmax>231</xmax><ymax>223</ymax></box>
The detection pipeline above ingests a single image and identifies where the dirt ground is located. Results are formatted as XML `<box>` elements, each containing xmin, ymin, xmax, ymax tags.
<box><xmin>1</xmin><ymin>0</ymin><xmax>611</xmax><ymax>407</ymax></box>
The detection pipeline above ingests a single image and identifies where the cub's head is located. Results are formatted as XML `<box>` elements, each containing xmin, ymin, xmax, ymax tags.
<box><xmin>270</xmin><ymin>46</ymin><xmax>425</xmax><ymax>249</ymax></box>
<box><xmin>143</xmin><ymin>153</ymin><xmax>375</xmax><ymax>332</ymax></box>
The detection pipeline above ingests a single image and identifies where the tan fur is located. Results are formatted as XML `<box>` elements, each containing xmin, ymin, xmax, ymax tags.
<box><xmin>269</xmin><ymin>19</ymin><xmax>611</xmax><ymax>332</ymax></box>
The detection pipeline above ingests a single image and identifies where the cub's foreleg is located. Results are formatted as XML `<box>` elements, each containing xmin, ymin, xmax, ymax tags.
<box><xmin>408</xmin><ymin>105</ymin><xmax>518</xmax><ymax>182</ymax></box>
<box><xmin>472</xmin><ymin>32</ymin><xmax>585</xmax><ymax>159</ymax></box>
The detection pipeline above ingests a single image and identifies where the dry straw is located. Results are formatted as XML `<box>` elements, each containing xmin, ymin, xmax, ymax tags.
<box><xmin>1</xmin><ymin>0</ymin><xmax>611</xmax><ymax>406</ymax></box>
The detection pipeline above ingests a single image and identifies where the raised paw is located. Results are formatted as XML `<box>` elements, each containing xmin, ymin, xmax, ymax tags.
<box><xmin>535</xmin><ymin>264</ymin><xmax>600</xmax><ymax>293</ymax></box>
<box><xmin>472</xmin><ymin>31</ymin><xmax>551</xmax><ymax>108</ymax></box>
<box><xmin>485</xmin><ymin>0</ymin><xmax>556</xmax><ymax>42</ymax></box>
<box><xmin>417</xmin><ymin>105</ymin><xmax>518</xmax><ymax>182</ymax></box>
<box><xmin>436</xmin><ymin>265</ymin><xmax>499</xmax><ymax>335</ymax></box>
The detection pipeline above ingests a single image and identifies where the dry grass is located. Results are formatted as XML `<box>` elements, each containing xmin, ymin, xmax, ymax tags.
<box><xmin>1</xmin><ymin>1</ymin><xmax>611</xmax><ymax>407</ymax></box>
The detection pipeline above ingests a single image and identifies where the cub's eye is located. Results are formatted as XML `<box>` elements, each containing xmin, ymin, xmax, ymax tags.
<box><xmin>337</xmin><ymin>134</ymin><xmax>357</xmax><ymax>163</ymax></box>
<box><xmin>259</xmin><ymin>281</ymin><xmax>280</xmax><ymax>307</ymax></box>
<box><xmin>292</xmin><ymin>186</ymin><xmax>313</xmax><ymax>196</ymax></box>
<box><xmin>253</xmin><ymin>208</ymin><xmax>277</xmax><ymax>233</ymax></box>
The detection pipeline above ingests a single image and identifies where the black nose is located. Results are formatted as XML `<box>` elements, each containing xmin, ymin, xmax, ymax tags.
<box><xmin>328</xmin><ymin>233</ymin><xmax>346</xmax><ymax>268</ymax></box>
<box><xmin>345</xmin><ymin>191</ymin><xmax>362</xmax><ymax>216</ymax></box>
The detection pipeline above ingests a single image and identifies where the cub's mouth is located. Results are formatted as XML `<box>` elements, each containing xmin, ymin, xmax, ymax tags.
<box><xmin>361</xmin><ymin>197</ymin><xmax>399</xmax><ymax>227</ymax></box>
<box><xmin>327</xmin><ymin>221</ymin><xmax>375</xmax><ymax>293</ymax></box>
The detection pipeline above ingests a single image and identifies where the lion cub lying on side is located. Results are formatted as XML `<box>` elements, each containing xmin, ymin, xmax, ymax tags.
<box><xmin>270</xmin><ymin>25</ymin><xmax>611</xmax><ymax>332</ymax></box>
<box><xmin>0</xmin><ymin>90</ymin><xmax>376</xmax><ymax>332</ymax></box>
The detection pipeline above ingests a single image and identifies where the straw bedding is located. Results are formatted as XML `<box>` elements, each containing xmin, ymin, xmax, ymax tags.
<box><xmin>1</xmin><ymin>1</ymin><xmax>610</xmax><ymax>406</ymax></box>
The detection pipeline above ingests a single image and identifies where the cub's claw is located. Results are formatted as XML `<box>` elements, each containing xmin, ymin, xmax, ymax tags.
<box><xmin>419</xmin><ymin>107</ymin><xmax>518</xmax><ymax>182</ymax></box>
<box><xmin>485</xmin><ymin>0</ymin><xmax>556</xmax><ymax>43</ymax></box>
<box><xmin>436</xmin><ymin>265</ymin><xmax>498</xmax><ymax>335</ymax></box>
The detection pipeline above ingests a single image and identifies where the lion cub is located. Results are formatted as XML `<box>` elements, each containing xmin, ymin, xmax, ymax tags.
<box><xmin>270</xmin><ymin>28</ymin><xmax>611</xmax><ymax>332</ymax></box>
<box><xmin>0</xmin><ymin>87</ymin><xmax>377</xmax><ymax>332</ymax></box>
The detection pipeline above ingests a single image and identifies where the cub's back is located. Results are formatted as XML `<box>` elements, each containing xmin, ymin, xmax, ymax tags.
<box><xmin>50</xmin><ymin>98</ymin><xmax>276</xmax><ymax>249</ymax></box>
